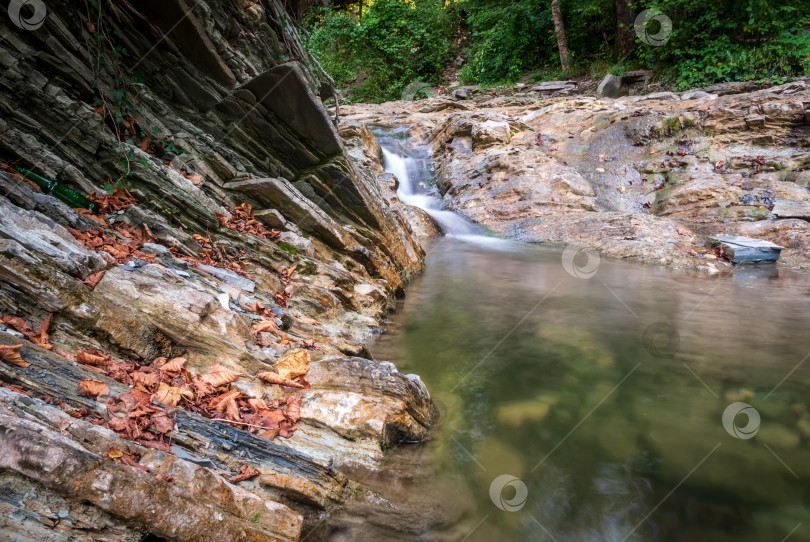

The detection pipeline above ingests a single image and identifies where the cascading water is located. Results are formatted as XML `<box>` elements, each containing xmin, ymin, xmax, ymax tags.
<box><xmin>377</xmin><ymin>135</ymin><xmax>484</xmax><ymax>238</ymax></box>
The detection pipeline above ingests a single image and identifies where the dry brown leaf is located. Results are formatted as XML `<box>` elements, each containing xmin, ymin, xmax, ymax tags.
<box><xmin>187</xmin><ymin>174</ymin><xmax>203</xmax><ymax>186</ymax></box>
<box><xmin>276</xmin><ymin>349</ymin><xmax>310</xmax><ymax>380</ymax></box>
<box><xmin>131</xmin><ymin>371</ymin><xmax>159</xmax><ymax>389</ymax></box>
<box><xmin>199</xmin><ymin>364</ymin><xmax>242</xmax><ymax>388</ymax></box>
<box><xmin>256</xmin><ymin>370</ymin><xmax>305</xmax><ymax>389</ymax></box>
<box><xmin>77</xmin><ymin>349</ymin><xmax>110</xmax><ymax>367</ymax></box>
<box><xmin>0</xmin><ymin>344</ymin><xmax>30</xmax><ymax>367</ymax></box>
<box><xmin>229</xmin><ymin>465</ymin><xmax>261</xmax><ymax>483</ymax></box>
<box><xmin>79</xmin><ymin>379</ymin><xmax>110</xmax><ymax>397</ymax></box>
<box><xmin>82</xmin><ymin>270</ymin><xmax>107</xmax><ymax>289</ymax></box>
<box><xmin>252</xmin><ymin>320</ymin><xmax>278</xmax><ymax>335</ymax></box>
<box><xmin>279</xmin><ymin>264</ymin><xmax>298</xmax><ymax>279</ymax></box>
<box><xmin>258</xmin><ymin>428</ymin><xmax>279</xmax><ymax>440</ymax></box>
<box><xmin>286</xmin><ymin>395</ymin><xmax>301</xmax><ymax>423</ymax></box>
<box><xmin>161</xmin><ymin>357</ymin><xmax>186</xmax><ymax>373</ymax></box>
<box><xmin>1</xmin><ymin>316</ymin><xmax>34</xmax><ymax>337</ymax></box>
<box><xmin>296</xmin><ymin>314</ymin><xmax>319</xmax><ymax>326</ymax></box>
<box><xmin>108</xmin><ymin>449</ymin><xmax>124</xmax><ymax>459</ymax></box>
<box><xmin>30</xmin><ymin>313</ymin><xmax>53</xmax><ymax>350</ymax></box>
<box><xmin>150</xmin><ymin>413</ymin><xmax>175</xmax><ymax>434</ymax></box>
<box><xmin>152</xmin><ymin>382</ymin><xmax>192</xmax><ymax>407</ymax></box>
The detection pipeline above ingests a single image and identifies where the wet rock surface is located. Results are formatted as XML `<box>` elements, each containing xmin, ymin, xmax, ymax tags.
<box><xmin>344</xmin><ymin>79</ymin><xmax>810</xmax><ymax>272</ymax></box>
<box><xmin>0</xmin><ymin>1</ymin><xmax>432</xmax><ymax>540</ymax></box>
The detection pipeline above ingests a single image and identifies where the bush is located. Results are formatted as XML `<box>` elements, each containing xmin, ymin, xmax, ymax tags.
<box><xmin>637</xmin><ymin>0</ymin><xmax>810</xmax><ymax>89</ymax></box>
<box><xmin>307</xmin><ymin>0</ymin><xmax>457</xmax><ymax>102</ymax></box>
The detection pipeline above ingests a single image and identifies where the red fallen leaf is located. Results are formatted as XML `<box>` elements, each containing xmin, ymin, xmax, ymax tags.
<box><xmin>199</xmin><ymin>364</ymin><xmax>242</xmax><ymax>388</ymax></box>
<box><xmin>209</xmin><ymin>389</ymin><xmax>242</xmax><ymax>421</ymax></box>
<box><xmin>150</xmin><ymin>413</ymin><xmax>175</xmax><ymax>434</ymax></box>
<box><xmin>119</xmin><ymin>451</ymin><xmax>151</xmax><ymax>472</ymax></box>
<box><xmin>0</xmin><ymin>344</ymin><xmax>30</xmax><ymax>367</ymax></box>
<box><xmin>229</xmin><ymin>465</ymin><xmax>261</xmax><ymax>483</ymax></box>
<box><xmin>77</xmin><ymin>349</ymin><xmax>110</xmax><ymax>367</ymax></box>
<box><xmin>286</xmin><ymin>395</ymin><xmax>301</xmax><ymax>423</ymax></box>
<box><xmin>274</xmin><ymin>291</ymin><xmax>288</xmax><ymax>309</ymax></box>
<box><xmin>1</xmin><ymin>316</ymin><xmax>34</xmax><ymax>338</ymax></box>
<box><xmin>79</xmin><ymin>379</ymin><xmax>110</xmax><ymax>397</ymax></box>
<box><xmin>30</xmin><ymin>313</ymin><xmax>53</xmax><ymax>351</ymax></box>
<box><xmin>256</xmin><ymin>371</ymin><xmax>305</xmax><ymax>389</ymax></box>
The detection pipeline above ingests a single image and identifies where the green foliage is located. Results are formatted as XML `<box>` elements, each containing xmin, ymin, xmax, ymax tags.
<box><xmin>307</xmin><ymin>0</ymin><xmax>457</xmax><ymax>102</ymax></box>
<box><xmin>307</xmin><ymin>0</ymin><xmax>810</xmax><ymax>97</ymax></box>
<box><xmin>638</xmin><ymin>0</ymin><xmax>810</xmax><ymax>89</ymax></box>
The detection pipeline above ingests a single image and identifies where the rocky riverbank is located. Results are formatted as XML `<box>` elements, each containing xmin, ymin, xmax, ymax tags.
<box><xmin>344</xmin><ymin>79</ymin><xmax>810</xmax><ymax>271</ymax></box>
<box><xmin>0</xmin><ymin>2</ymin><xmax>434</xmax><ymax>540</ymax></box>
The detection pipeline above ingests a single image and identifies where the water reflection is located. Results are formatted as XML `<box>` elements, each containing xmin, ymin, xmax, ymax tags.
<box><xmin>368</xmin><ymin>238</ymin><xmax>810</xmax><ymax>542</ymax></box>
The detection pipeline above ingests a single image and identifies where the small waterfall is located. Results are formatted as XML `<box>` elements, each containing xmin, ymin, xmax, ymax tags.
<box><xmin>379</xmin><ymin>141</ymin><xmax>483</xmax><ymax>237</ymax></box>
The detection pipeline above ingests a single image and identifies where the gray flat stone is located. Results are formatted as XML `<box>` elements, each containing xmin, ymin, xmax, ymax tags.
<box><xmin>706</xmin><ymin>235</ymin><xmax>784</xmax><ymax>264</ymax></box>
<box><xmin>529</xmin><ymin>81</ymin><xmax>576</xmax><ymax>94</ymax></box>
<box><xmin>773</xmin><ymin>200</ymin><xmax>810</xmax><ymax>220</ymax></box>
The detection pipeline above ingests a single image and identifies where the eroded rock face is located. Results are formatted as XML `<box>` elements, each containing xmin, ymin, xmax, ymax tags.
<box><xmin>344</xmin><ymin>78</ymin><xmax>810</xmax><ymax>271</ymax></box>
<box><xmin>0</xmin><ymin>1</ymin><xmax>431</xmax><ymax>540</ymax></box>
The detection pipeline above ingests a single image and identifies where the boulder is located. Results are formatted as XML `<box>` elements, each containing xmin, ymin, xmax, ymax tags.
<box><xmin>596</xmin><ymin>74</ymin><xmax>623</xmax><ymax>98</ymax></box>
<box><xmin>472</xmin><ymin>120</ymin><xmax>511</xmax><ymax>149</ymax></box>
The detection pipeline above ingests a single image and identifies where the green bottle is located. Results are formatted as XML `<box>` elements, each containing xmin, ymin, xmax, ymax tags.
<box><xmin>14</xmin><ymin>166</ymin><xmax>99</xmax><ymax>214</ymax></box>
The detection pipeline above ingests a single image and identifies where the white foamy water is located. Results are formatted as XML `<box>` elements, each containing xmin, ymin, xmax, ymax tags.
<box><xmin>380</xmin><ymin>145</ymin><xmax>486</xmax><ymax>238</ymax></box>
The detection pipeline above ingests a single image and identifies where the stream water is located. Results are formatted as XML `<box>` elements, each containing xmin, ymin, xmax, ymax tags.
<box><xmin>361</xmin><ymin>132</ymin><xmax>810</xmax><ymax>542</ymax></box>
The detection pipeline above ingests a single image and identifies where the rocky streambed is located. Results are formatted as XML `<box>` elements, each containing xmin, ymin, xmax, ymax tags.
<box><xmin>343</xmin><ymin>80</ymin><xmax>810</xmax><ymax>271</ymax></box>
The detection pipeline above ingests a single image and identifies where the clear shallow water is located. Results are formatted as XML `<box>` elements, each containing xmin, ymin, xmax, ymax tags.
<box><xmin>365</xmin><ymin>135</ymin><xmax>810</xmax><ymax>542</ymax></box>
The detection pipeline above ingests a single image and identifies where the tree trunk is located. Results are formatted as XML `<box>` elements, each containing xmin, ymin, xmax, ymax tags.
<box><xmin>550</xmin><ymin>0</ymin><xmax>571</xmax><ymax>71</ymax></box>
<box><xmin>615</xmin><ymin>0</ymin><xmax>635</xmax><ymax>57</ymax></box>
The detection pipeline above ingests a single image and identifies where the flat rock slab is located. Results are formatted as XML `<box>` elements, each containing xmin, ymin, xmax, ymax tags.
<box><xmin>706</xmin><ymin>235</ymin><xmax>785</xmax><ymax>264</ymax></box>
<box><xmin>772</xmin><ymin>199</ymin><xmax>810</xmax><ymax>220</ymax></box>
<box><xmin>529</xmin><ymin>81</ymin><xmax>577</xmax><ymax>94</ymax></box>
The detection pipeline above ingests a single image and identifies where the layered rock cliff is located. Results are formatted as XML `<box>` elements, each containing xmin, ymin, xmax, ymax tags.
<box><xmin>0</xmin><ymin>1</ymin><xmax>432</xmax><ymax>540</ymax></box>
